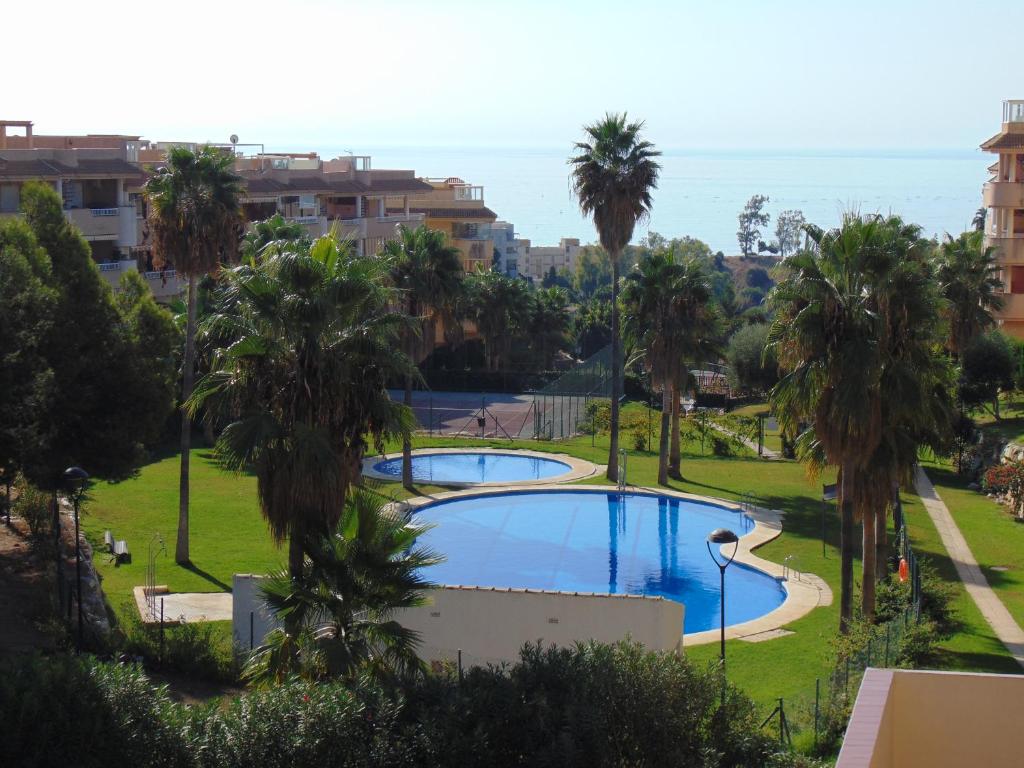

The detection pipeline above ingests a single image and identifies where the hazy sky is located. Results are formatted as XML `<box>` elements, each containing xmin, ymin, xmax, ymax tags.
<box><xmin>6</xmin><ymin>0</ymin><xmax>1022</xmax><ymax>152</ymax></box>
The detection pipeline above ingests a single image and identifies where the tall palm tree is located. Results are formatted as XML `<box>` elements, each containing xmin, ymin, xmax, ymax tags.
<box><xmin>623</xmin><ymin>252</ymin><xmax>711</xmax><ymax>485</ymax></box>
<box><xmin>190</xmin><ymin>234</ymin><xmax>417</xmax><ymax>582</ymax></box>
<box><xmin>768</xmin><ymin>215</ymin><xmax>890</xmax><ymax>633</ymax></box>
<box><xmin>464</xmin><ymin>270</ymin><xmax>533</xmax><ymax>371</ymax></box>
<box><xmin>383</xmin><ymin>225</ymin><xmax>464</xmax><ymax>490</ymax></box>
<box><xmin>857</xmin><ymin>217</ymin><xmax>953</xmax><ymax>617</ymax></box>
<box><xmin>571</xmin><ymin>114</ymin><xmax>661</xmax><ymax>481</ymax></box>
<box><xmin>244</xmin><ymin>489</ymin><xmax>442</xmax><ymax>686</ymax></box>
<box><xmin>936</xmin><ymin>230</ymin><xmax>1003</xmax><ymax>358</ymax></box>
<box><xmin>146</xmin><ymin>146</ymin><xmax>244</xmax><ymax>564</ymax></box>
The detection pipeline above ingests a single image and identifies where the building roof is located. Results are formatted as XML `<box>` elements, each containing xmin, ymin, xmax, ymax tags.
<box><xmin>389</xmin><ymin>206</ymin><xmax>498</xmax><ymax>220</ymax></box>
<box><xmin>238</xmin><ymin>173</ymin><xmax>430</xmax><ymax>197</ymax></box>
<box><xmin>0</xmin><ymin>156</ymin><xmax>143</xmax><ymax>181</ymax></box>
<box><xmin>980</xmin><ymin>132</ymin><xmax>1024</xmax><ymax>151</ymax></box>
<box><xmin>362</xmin><ymin>177</ymin><xmax>433</xmax><ymax>193</ymax></box>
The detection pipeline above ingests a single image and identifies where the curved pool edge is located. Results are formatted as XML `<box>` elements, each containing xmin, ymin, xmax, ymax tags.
<box><xmin>397</xmin><ymin>483</ymin><xmax>833</xmax><ymax>646</ymax></box>
<box><xmin>361</xmin><ymin>447</ymin><xmax>602</xmax><ymax>487</ymax></box>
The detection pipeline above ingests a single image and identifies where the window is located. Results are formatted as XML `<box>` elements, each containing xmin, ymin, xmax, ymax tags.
<box><xmin>0</xmin><ymin>183</ymin><xmax>19</xmax><ymax>213</ymax></box>
<box><xmin>1011</xmin><ymin>266</ymin><xmax>1024</xmax><ymax>294</ymax></box>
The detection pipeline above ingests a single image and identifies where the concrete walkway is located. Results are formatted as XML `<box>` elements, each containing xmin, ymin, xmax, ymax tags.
<box><xmin>914</xmin><ymin>466</ymin><xmax>1024</xmax><ymax>669</ymax></box>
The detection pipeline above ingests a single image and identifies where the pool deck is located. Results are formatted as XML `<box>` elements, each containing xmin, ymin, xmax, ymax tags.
<box><xmin>361</xmin><ymin>447</ymin><xmax>602</xmax><ymax>487</ymax></box>
<box><xmin>397</xmin><ymin>484</ymin><xmax>832</xmax><ymax>648</ymax></box>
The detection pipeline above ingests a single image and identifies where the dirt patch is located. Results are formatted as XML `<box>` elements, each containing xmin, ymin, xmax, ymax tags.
<box><xmin>0</xmin><ymin>518</ymin><xmax>59</xmax><ymax>653</ymax></box>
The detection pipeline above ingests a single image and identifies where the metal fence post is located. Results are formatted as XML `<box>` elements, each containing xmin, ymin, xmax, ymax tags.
<box><xmin>159</xmin><ymin>597</ymin><xmax>165</xmax><ymax>667</ymax></box>
<box><xmin>250</xmin><ymin>611</ymin><xmax>254</xmax><ymax>650</ymax></box>
<box><xmin>457</xmin><ymin>648</ymin><xmax>463</xmax><ymax>685</ymax></box>
<box><xmin>885</xmin><ymin>624</ymin><xmax>891</xmax><ymax>667</ymax></box>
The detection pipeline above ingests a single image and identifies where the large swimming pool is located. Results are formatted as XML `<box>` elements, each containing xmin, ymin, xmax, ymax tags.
<box><xmin>414</xmin><ymin>490</ymin><xmax>787</xmax><ymax>633</ymax></box>
<box><xmin>373</xmin><ymin>452</ymin><xmax>572</xmax><ymax>484</ymax></box>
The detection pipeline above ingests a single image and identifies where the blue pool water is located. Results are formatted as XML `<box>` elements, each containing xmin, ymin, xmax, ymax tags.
<box><xmin>373</xmin><ymin>453</ymin><xmax>571</xmax><ymax>484</ymax></box>
<box><xmin>414</xmin><ymin>490</ymin><xmax>787</xmax><ymax>633</ymax></box>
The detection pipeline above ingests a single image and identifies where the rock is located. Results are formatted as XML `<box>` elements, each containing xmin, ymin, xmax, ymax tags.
<box><xmin>968</xmin><ymin>482</ymin><xmax>980</xmax><ymax>491</ymax></box>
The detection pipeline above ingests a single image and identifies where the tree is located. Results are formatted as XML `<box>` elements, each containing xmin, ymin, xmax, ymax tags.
<box><xmin>973</xmin><ymin>207</ymin><xmax>987</xmax><ymax>233</ymax></box>
<box><xmin>383</xmin><ymin>225</ymin><xmax>463</xmax><ymax>490</ymax></box>
<box><xmin>241</xmin><ymin>213</ymin><xmax>309</xmax><ymax>260</ymax></box>
<box><xmin>573</xmin><ymin>246</ymin><xmax>613</xmax><ymax>299</ymax></box>
<box><xmin>19</xmin><ymin>182</ymin><xmax>175</xmax><ymax>487</ymax></box>
<box><xmin>191</xmin><ymin>234</ymin><xmax>417</xmax><ymax>583</ymax></box>
<box><xmin>464</xmin><ymin>270</ymin><xmax>533</xmax><ymax>371</ymax></box>
<box><xmin>529</xmin><ymin>286</ymin><xmax>572</xmax><ymax>369</ymax></box>
<box><xmin>745</xmin><ymin>267</ymin><xmax>773</xmax><ymax>292</ymax></box>
<box><xmin>623</xmin><ymin>252</ymin><xmax>712</xmax><ymax>484</ymax></box>
<box><xmin>736</xmin><ymin>195</ymin><xmax>770</xmax><ymax>257</ymax></box>
<box><xmin>0</xmin><ymin>218</ymin><xmax>55</xmax><ymax>504</ymax></box>
<box><xmin>774</xmin><ymin>209</ymin><xmax>806</xmax><ymax>257</ymax></box>
<box><xmin>961</xmin><ymin>331</ymin><xmax>1015</xmax><ymax>419</ymax></box>
<box><xmin>936</xmin><ymin>230</ymin><xmax>1003</xmax><ymax>358</ymax></box>
<box><xmin>573</xmin><ymin>298</ymin><xmax>612</xmax><ymax>358</ymax></box>
<box><xmin>145</xmin><ymin>146</ymin><xmax>244</xmax><ymax>565</ymax></box>
<box><xmin>725</xmin><ymin>324</ymin><xmax>778</xmax><ymax>394</ymax></box>
<box><xmin>244</xmin><ymin>489</ymin><xmax>441</xmax><ymax>686</ymax></box>
<box><xmin>769</xmin><ymin>214</ymin><xmax>890</xmax><ymax>633</ymax></box>
<box><xmin>571</xmin><ymin>113</ymin><xmax>661</xmax><ymax>482</ymax></box>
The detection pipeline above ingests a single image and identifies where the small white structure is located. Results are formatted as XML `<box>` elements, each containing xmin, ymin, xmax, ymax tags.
<box><xmin>233</xmin><ymin>575</ymin><xmax>683</xmax><ymax>665</ymax></box>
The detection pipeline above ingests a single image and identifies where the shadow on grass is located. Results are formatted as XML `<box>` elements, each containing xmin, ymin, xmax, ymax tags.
<box><xmin>181</xmin><ymin>562</ymin><xmax>232</xmax><ymax>592</ymax></box>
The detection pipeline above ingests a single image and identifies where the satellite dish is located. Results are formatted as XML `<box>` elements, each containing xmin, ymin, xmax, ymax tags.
<box><xmin>229</xmin><ymin>134</ymin><xmax>239</xmax><ymax>145</ymax></box>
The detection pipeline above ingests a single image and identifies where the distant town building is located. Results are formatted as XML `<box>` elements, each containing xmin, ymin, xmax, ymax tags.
<box><xmin>517</xmin><ymin>237</ymin><xmax>581</xmax><ymax>282</ymax></box>
<box><xmin>491</xmin><ymin>220</ymin><xmax>529</xmax><ymax>277</ymax></box>
<box><xmin>387</xmin><ymin>177</ymin><xmax>499</xmax><ymax>273</ymax></box>
<box><xmin>981</xmin><ymin>100</ymin><xmax>1024</xmax><ymax>337</ymax></box>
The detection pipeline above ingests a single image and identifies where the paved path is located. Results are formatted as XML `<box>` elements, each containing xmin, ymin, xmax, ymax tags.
<box><xmin>914</xmin><ymin>466</ymin><xmax>1024</xmax><ymax>669</ymax></box>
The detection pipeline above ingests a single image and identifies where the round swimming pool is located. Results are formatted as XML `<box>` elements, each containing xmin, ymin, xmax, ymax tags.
<box><xmin>413</xmin><ymin>490</ymin><xmax>786</xmax><ymax>633</ymax></box>
<box><xmin>372</xmin><ymin>452</ymin><xmax>572</xmax><ymax>484</ymax></box>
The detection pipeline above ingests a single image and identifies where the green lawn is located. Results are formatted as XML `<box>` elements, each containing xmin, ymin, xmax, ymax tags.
<box><xmin>83</xmin><ymin>400</ymin><xmax>1020</xmax><ymax>711</ymax></box>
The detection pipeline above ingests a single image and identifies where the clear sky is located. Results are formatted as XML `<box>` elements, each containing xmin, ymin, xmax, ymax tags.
<box><xmin>6</xmin><ymin>0</ymin><xmax>1022</xmax><ymax>152</ymax></box>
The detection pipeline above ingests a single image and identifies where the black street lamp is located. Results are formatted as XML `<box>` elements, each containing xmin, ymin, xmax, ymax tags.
<box><xmin>63</xmin><ymin>466</ymin><xmax>89</xmax><ymax>651</ymax></box>
<box><xmin>706</xmin><ymin>527</ymin><xmax>739</xmax><ymax>674</ymax></box>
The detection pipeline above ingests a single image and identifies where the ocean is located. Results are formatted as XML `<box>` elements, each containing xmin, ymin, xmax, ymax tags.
<box><xmin>307</xmin><ymin>146</ymin><xmax>989</xmax><ymax>255</ymax></box>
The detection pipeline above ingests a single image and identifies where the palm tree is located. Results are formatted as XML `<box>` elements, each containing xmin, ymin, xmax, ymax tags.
<box><xmin>243</xmin><ymin>489</ymin><xmax>442</xmax><ymax>686</ymax></box>
<box><xmin>857</xmin><ymin>217</ymin><xmax>953</xmax><ymax>617</ymax></box>
<box><xmin>242</xmin><ymin>213</ymin><xmax>309</xmax><ymax>262</ymax></box>
<box><xmin>936</xmin><ymin>230</ymin><xmax>1003</xmax><ymax>358</ymax></box>
<box><xmin>972</xmin><ymin>207</ymin><xmax>987</xmax><ymax>233</ymax></box>
<box><xmin>190</xmin><ymin>234</ymin><xmax>417</xmax><ymax>582</ymax></box>
<box><xmin>623</xmin><ymin>252</ymin><xmax>711</xmax><ymax>484</ymax></box>
<box><xmin>464</xmin><ymin>270</ymin><xmax>533</xmax><ymax>371</ymax></box>
<box><xmin>571</xmin><ymin>114</ymin><xmax>661</xmax><ymax>481</ymax></box>
<box><xmin>530</xmin><ymin>286</ymin><xmax>572</xmax><ymax>369</ymax></box>
<box><xmin>768</xmin><ymin>215</ymin><xmax>890</xmax><ymax>633</ymax></box>
<box><xmin>383</xmin><ymin>225</ymin><xmax>464</xmax><ymax>490</ymax></box>
<box><xmin>146</xmin><ymin>146</ymin><xmax>244</xmax><ymax>565</ymax></box>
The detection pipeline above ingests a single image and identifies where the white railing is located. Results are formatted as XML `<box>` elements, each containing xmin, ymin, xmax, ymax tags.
<box><xmin>97</xmin><ymin>262</ymin><xmax>122</xmax><ymax>272</ymax></box>
<box><xmin>144</xmin><ymin>269</ymin><xmax>177</xmax><ymax>280</ymax></box>
<box><xmin>91</xmin><ymin>207</ymin><xmax>119</xmax><ymax>217</ymax></box>
<box><xmin>1004</xmin><ymin>100</ymin><xmax>1024</xmax><ymax>123</ymax></box>
<box><xmin>287</xmin><ymin>215</ymin><xmax>321</xmax><ymax>224</ymax></box>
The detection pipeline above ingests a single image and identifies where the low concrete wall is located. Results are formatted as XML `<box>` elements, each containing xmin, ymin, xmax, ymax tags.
<box><xmin>233</xmin><ymin>576</ymin><xmax>683</xmax><ymax>665</ymax></box>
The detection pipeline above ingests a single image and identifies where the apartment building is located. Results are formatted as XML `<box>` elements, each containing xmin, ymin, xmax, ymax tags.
<box><xmin>516</xmin><ymin>237</ymin><xmax>581</xmax><ymax>283</ymax></box>
<box><xmin>0</xmin><ymin>119</ymin><xmax>186</xmax><ymax>300</ymax></box>
<box><xmin>490</xmin><ymin>220</ymin><xmax>528</xmax><ymax>277</ymax></box>
<box><xmin>981</xmin><ymin>100</ymin><xmax>1024</xmax><ymax>337</ymax></box>
<box><xmin>0</xmin><ymin>120</ymin><xmax>436</xmax><ymax>301</ymax></box>
<box><xmin>386</xmin><ymin>177</ymin><xmax>499</xmax><ymax>272</ymax></box>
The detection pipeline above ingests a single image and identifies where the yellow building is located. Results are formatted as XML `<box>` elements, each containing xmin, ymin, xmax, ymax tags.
<box><xmin>387</xmin><ymin>177</ymin><xmax>498</xmax><ymax>273</ymax></box>
<box><xmin>981</xmin><ymin>99</ymin><xmax>1024</xmax><ymax>337</ymax></box>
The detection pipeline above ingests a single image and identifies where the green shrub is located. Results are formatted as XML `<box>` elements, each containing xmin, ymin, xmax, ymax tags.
<box><xmin>0</xmin><ymin>655</ymin><xmax>187</xmax><ymax>768</ymax></box>
<box><xmin>116</xmin><ymin>604</ymin><xmax>238</xmax><ymax>683</ymax></box>
<box><xmin>712</xmin><ymin>436</ymin><xmax>733</xmax><ymax>456</ymax></box>
<box><xmin>13</xmin><ymin>481</ymin><xmax>52</xmax><ymax>539</ymax></box>
<box><xmin>894</xmin><ymin>618</ymin><xmax>941</xmax><ymax>667</ymax></box>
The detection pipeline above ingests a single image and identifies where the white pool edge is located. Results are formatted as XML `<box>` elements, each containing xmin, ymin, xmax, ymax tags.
<box><xmin>361</xmin><ymin>447</ymin><xmax>602</xmax><ymax>487</ymax></box>
<box><xmin>396</xmin><ymin>483</ymin><xmax>833</xmax><ymax>647</ymax></box>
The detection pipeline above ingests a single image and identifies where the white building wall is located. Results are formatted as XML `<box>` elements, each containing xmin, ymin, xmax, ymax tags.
<box><xmin>233</xmin><ymin>577</ymin><xmax>684</xmax><ymax>665</ymax></box>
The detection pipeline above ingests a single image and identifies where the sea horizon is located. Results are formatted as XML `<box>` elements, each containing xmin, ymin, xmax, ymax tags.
<box><xmin>281</xmin><ymin>144</ymin><xmax>988</xmax><ymax>255</ymax></box>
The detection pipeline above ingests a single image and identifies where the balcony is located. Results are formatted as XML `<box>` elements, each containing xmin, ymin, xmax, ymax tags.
<box><xmin>283</xmin><ymin>215</ymin><xmax>329</xmax><ymax>239</ymax></box>
<box><xmin>989</xmin><ymin>236</ymin><xmax>1024</xmax><ymax>263</ymax></box>
<box><xmin>1004</xmin><ymin>100</ymin><xmax>1024</xmax><ymax>124</ymax></box>
<box><xmin>365</xmin><ymin>212</ymin><xmax>425</xmax><ymax>239</ymax></box>
<box><xmin>142</xmin><ymin>269</ymin><xmax>187</xmax><ymax>302</ymax></box>
<box><xmin>983</xmin><ymin>182</ymin><xmax>1024</xmax><ymax>209</ymax></box>
<box><xmin>65</xmin><ymin>206</ymin><xmax>138</xmax><ymax>245</ymax></box>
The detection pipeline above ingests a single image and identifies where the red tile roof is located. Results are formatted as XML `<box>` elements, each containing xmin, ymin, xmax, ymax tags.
<box><xmin>388</xmin><ymin>206</ymin><xmax>498</xmax><ymax>220</ymax></box>
<box><xmin>980</xmin><ymin>132</ymin><xmax>1024</xmax><ymax>151</ymax></box>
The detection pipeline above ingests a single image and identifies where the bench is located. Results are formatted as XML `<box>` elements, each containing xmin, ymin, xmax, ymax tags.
<box><xmin>104</xmin><ymin>530</ymin><xmax>130</xmax><ymax>564</ymax></box>
<box><xmin>113</xmin><ymin>540</ymin><xmax>130</xmax><ymax>564</ymax></box>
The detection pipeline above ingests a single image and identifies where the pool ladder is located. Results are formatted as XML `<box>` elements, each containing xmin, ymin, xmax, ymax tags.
<box><xmin>782</xmin><ymin>555</ymin><xmax>801</xmax><ymax>582</ymax></box>
<box><xmin>618</xmin><ymin>449</ymin><xmax>627</xmax><ymax>491</ymax></box>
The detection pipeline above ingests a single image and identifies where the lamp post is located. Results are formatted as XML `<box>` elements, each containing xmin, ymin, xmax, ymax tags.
<box><xmin>706</xmin><ymin>527</ymin><xmax>739</xmax><ymax>676</ymax></box>
<box><xmin>63</xmin><ymin>466</ymin><xmax>89</xmax><ymax>652</ymax></box>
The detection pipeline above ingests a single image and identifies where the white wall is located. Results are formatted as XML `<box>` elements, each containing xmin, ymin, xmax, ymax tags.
<box><xmin>233</xmin><ymin>576</ymin><xmax>684</xmax><ymax>665</ymax></box>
